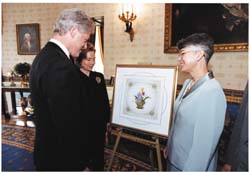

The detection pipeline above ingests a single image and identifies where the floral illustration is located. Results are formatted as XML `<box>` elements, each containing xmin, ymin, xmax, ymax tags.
<box><xmin>134</xmin><ymin>87</ymin><xmax>150</xmax><ymax>109</ymax></box>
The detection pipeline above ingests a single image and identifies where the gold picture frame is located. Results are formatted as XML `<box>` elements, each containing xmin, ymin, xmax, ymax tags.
<box><xmin>164</xmin><ymin>4</ymin><xmax>248</xmax><ymax>53</ymax></box>
<box><xmin>111</xmin><ymin>64</ymin><xmax>178</xmax><ymax>137</ymax></box>
<box><xmin>16</xmin><ymin>23</ymin><xmax>40</xmax><ymax>55</ymax></box>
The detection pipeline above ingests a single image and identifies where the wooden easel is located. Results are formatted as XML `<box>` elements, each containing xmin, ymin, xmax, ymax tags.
<box><xmin>107</xmin><ymin>127</ymin><xmax>163</xmax><ymax>171</ymax></box>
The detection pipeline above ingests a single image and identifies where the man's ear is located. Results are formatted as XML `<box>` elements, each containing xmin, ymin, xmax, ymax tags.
<box><xmin>69</xmin><ymin>26</ymin><xmax>78</xmax><ymax>38</ymax></box>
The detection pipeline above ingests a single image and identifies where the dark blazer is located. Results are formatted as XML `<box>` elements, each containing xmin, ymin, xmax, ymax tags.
<box><xmin>80</xmin><ymin>71</ymin><xmax>110</xmax><ymax>122</ymax></box>
<box><xmin>79</xmin><ymin>71</ymin><xmax>110</xmax><ymax>170</ymax></box>
<box><xmin>225</xmin><ymin>82</ymin><xmax>248</xmax><ymax>171</ymax></box>
<box><xmin>29</xmin><ymin>42</ymin><xmax>89</xmax><ymax>171</ymax></box>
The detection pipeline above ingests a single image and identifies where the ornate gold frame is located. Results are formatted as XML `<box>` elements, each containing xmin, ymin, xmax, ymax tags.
<box><xmin>164</xmin><ymin>4</ymin><xmax>248</xmax><ymax>53</ymax></box>
<box><xmin>111</xmin><ymin>64</ymin><xmax>178</xmax><ymax>137</ymax></box>
<box><xmin>16</xmin><ymin>23</ymin><xmax>40</xmax><ymax>55</ymax></box>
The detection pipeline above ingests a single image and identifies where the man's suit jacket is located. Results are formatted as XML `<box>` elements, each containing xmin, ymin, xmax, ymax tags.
<box><xmin>30</xmin><ymin>42</ymin><xmax>89</xmax><ymax>170</ymax></box>
<box><xmin>167</xmin><ymin>73</ymin><xmax>226</xmax><ymax>171</ymax></box>
<box><xmin>225</xmin><ymin>82</ymin><xmax>248</xmax><ymax>171</ymax></box>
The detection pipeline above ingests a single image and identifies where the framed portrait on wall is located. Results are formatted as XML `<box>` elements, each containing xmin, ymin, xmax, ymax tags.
<box><xmin>111</xmin><ymin>64</ymin><xmax>178</xmax><ymax>137</ymax></box>
<box><xmin>16</xmin><ymin>23</ymin><xmax>40</xmax><ymax>55</ymax></box>
<box><xmin>164</xmin><ymin>4</ymin><xmax>248</xmax><ymax>53</ymax></box>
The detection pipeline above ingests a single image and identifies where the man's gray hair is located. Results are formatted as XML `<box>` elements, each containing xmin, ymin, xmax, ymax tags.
<box><xmin>53</xmin><ymin>8</ymin><xmax>95</xmax><ymax>35</ymax></box>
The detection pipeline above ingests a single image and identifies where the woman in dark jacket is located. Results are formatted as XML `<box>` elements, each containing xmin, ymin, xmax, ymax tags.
<box><xmin>77</xmin><ymin>42</ymin><xmax>110</xmax><ymax>171</ymax></box>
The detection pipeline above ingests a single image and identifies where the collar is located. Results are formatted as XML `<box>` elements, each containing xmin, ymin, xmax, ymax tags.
<box><xmin>183</xmin><ymin>71</ymin><xmax>214</xmax><ymax>99</ymax></box>
<box><xmin>49</xmin><ymin>38</ymin><xmax>70</xmax><ymax>59</ymax></box>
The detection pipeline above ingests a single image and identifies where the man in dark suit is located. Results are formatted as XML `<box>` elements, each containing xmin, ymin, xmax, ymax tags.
<box><xmin>29</xmin><ymin>8</ymin><xmax>95</xmax><ymax>171</ymax></box>
<box><xmin>222</xmin><ymin>81</ymin><xmax>248</xmax><ymax>171</ymax></box>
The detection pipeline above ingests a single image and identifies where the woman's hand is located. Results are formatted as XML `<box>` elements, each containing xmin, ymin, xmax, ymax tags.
<box><xmin>163</xmin><ymin>146</ymin><xmax>167</xmax><ymax>159</ymax></box>
<box><xmin>221</xmin><ymin>164</ymin><xmax>232</xmax><ymax>172</ymax></box>
<box><xmin>105</xmin><ymin>122</ymin><xmax>112</xmax><ymax>145</ymax></box>
<box><xmin>106</xmin><ymin>122</ymin><xmax>112</xmax><ymax>133</ymax></box>
<box><xmin>83</xmin><ymin>166</ymin><xmax>91</xmax><ymax>171</ymax></box>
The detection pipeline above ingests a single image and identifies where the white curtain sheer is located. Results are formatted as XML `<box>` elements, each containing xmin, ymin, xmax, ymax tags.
<box><xmin>93</xmin><ymin>25</ymin><xmax>104</xmax><ymax>74</ymax></box>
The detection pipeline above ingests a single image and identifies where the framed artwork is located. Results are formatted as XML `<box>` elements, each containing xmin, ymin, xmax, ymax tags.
<box><xmin>16</xmin><ymin>23</ymin><xmax>40</xmax><ymax>55</ymax></box>
<box><xmin>111</xmin><ymin>64</ymin><xmax>178</xmax><ymax>137</ymax></box>
<box><xmin>164</xmin><ymin>4</ymin><xmax>248</xmax><ymax>53</ymax></box>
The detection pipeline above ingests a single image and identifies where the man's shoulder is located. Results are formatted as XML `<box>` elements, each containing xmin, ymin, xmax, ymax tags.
<box><xmin>37</xmin><ymin>42</ymin><xmax>67</xmax><ymax>59</ymax></box>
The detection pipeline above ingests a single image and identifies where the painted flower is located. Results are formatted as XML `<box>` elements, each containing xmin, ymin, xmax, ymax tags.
<box><xmin>134</xmin><ymin>87</ymin><xmax>150</xmax><ymax>109</ymax></box>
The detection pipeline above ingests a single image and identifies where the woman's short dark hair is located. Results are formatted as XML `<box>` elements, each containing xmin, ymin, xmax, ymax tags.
<box><xmin>177</xmin><ymin>33</ymin><xmax>214</xmax><ymax>64</ymax></box>
<box><xmin>76</xmin><ymin>42</ymin><xmax>96</xmax><ymax>65</ymax></box>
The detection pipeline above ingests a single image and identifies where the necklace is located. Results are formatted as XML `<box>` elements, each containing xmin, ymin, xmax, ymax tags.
<box><xmin>182</xmin><ymin>71</ymin><xmax>214</xmax><ymax>99</ymax></box>
<box><xmin>188</xmin><ymin>80</ymin><xmax>195</xmax><ymax>90</ymax></box>
<box><xmin>183</xmin><ymin>80</ymin><xmax>194</xmax><ymax>96</ymax></box>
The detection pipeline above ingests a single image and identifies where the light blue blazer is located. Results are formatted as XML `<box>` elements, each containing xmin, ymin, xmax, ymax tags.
<box><xmin>167</xmin><ymin>72</ymin><xmax>226</xmax><ymax>171</ymax></box>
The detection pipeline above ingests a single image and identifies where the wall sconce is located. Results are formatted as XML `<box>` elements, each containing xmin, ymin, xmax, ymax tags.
<box><xmin>118</xmin><ymin>4</ymin><xmax>137</xmax><ymax>42</ymax></box>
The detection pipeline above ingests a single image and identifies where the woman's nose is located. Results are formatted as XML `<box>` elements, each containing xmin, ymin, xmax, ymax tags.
<box><xmin>177</xmin><ymin>56</ymin><xmax>182</xmax><ymax>62</ymax></box>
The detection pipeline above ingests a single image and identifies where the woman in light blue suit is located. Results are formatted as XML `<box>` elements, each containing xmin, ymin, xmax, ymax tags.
<box><xmin>166</xmin><ymin>33</ymin><xmax>227</xmax><ymax>171</ymax></box>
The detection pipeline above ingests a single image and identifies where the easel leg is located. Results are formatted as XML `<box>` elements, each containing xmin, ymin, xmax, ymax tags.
<box><xmin>149</xmin><ymin>149</ymin><xmax>155</xmax><ymax>170</ymax></box>
<box><xmin>156</xmin><ymin>138</ymin><xmax>162</xmax><ymax>171</ymax></box>
<box><xmin>107</xmin><ymin>129</ymin><xmax>122</xmax><ymax>171</ymax></box>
